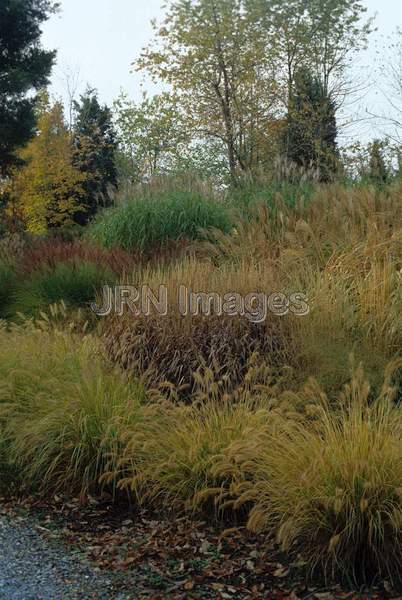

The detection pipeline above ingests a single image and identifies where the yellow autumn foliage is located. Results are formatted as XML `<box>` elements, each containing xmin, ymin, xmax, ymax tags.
<box><xmin>10</xmin><ymin>100</ymin><xmax>85</xmax><ymax>234</ymax></box>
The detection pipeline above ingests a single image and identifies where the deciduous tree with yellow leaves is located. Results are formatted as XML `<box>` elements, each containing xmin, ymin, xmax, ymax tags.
<box><xmin>9</xmin><ymin>96</ymin><xmax>85</xmax><ymax>234</ymax></box>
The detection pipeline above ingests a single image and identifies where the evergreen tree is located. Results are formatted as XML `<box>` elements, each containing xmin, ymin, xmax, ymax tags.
<box><xmin>368</xmin><ymin>139</ymin><xmax>388</xmax><ymax>183</ymax></box>
<box><xmin>0</xmin><ymin>0</ymin><xmax>57</xmax><ymax>176</ymax></box>
<box><xmin>285</xmin><ymin>69</ymin><xmax>338</xmax><ymax>181</ymax></box>
<box><xmin>73</xmin><ymin>90</ymin><xmax>117</xmax><ymax>224</ymax></box>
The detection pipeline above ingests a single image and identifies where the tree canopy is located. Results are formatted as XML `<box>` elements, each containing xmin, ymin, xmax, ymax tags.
<box><xmin>135</xmin><ymin>0</ymin><xmax>373</xmax><ymax>184</ymax></box>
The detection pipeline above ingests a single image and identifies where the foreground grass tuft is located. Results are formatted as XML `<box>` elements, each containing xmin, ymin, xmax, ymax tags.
<box><xmin>0</xmin><ymin>322</ymin><xmax>145</xmax><ymax>497</ymax></box>
<box><xmin>116</xmin><ymin>399</ymin><xmax>273</xmax><ymax>513</ymax></box>
<box><xmin>229</xmin><ymin>364</ymin><xmax>402</xmax><ymax>585</ymax></box>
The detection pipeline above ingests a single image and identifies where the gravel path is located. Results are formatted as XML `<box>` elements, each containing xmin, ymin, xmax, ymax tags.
<box><xmin>0</xmin><ymin>514</ymin><xmax>134</xmax><ymax>599</ymax></box>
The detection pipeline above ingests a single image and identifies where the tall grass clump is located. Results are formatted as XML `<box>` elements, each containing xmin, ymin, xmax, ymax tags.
<box><xmin>0</xmin><ymin>322</ymin><xmax>145</xmax><ymax>497</ymax></box>
<box><xmin>116</xmin><ymin>398</ymin><xmax>272</xmax><ymax>514</ymax></box>
<box><xmin>202</xmin><ymin>184</ymin><xmax>402</xmax><ymax>395</ymax></box>
<box><xmin>102</xmin><ymin>258</ymin><xmax>292</xmax><ymax>395</ymax></box>
<box><xmin>0</xmin><ymin>233</ymin><xmax>25</xmax><ymax>318</ymax></box>
<box><xmin>231</xmin><ymin>364</ymin><xmax>402</xmax><ymax>585</ymax></box>
<box><xmin>87</xmin><ymin>188</ymin><xmax>232</xmax><ymax>253</ymax></box>
<box><xmin>9</xmin><ymin>260</ymin><xmax>116</xmax><ymax>317</ymax></box>
<box><xmin>290</xmin><ymin>234</ymin><xmax>401</xmax><ymax>394</ymax></box>
<box><xmin>231</xmin><ymin>179</ymin><xmax>315</xmax><ymax>216</ymax></box>
<box><xmin>0</xmin><ymin>261</ymin><xmax>16</xmax><ymax>318</ymax></box>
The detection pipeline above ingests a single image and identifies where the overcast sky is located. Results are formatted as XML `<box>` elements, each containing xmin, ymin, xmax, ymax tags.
<box><xmin>42</xmin><ymin>0</ymin><xmax>402</xmax><ymax>143</ymax></box>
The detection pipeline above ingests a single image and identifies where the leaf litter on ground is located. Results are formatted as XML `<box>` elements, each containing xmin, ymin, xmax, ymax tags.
<box><xmin>0</xmin><ymin>494</ymin><xmax>400</xmax><ymax>600</ymax></box>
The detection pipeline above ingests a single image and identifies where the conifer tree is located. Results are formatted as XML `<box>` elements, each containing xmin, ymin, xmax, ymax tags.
<box><xmin>0</xmin><ymin>0</ymin><xmax>57</xmax><ymax>175</ymax></box>
<box><xmin>368</xmin><ymin>139</ymin><xmax>388</xmax><ymax>183</ymax></box>
<box><xmin>73</xmin><ymin>90</ymin><xmax>117</xmax><ymax>224</ymax></box>
<box><xmin>285</xmin><ymin>68</ymin><xmax>338</xmax><ymax>181</ymax></box>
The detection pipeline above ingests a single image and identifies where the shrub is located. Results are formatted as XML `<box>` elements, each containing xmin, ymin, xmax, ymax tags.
<box><xmin>230</xmin><ymin>364</ymin><xmax>402</xmax><ymax>585</ymax></box>
<box><xmin>9</xmin><ymin>260</ymin><xmax>116</xmax><ymax>317</ymax></box>
<box><xmin>0</xmin><ymin>322</ymin><xmax>145</xmax><ymax>497</ymax></box>
<box><xmin>87</xmin><ymin>189</ymin><xmax>232</xmax><ymax>253</ymax></box>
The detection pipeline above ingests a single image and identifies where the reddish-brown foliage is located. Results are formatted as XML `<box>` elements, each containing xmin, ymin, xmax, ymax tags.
<box><xmin>18</xmin><ymin>240</ymin><xmax>139</xmax><ymax>276</ymax></box>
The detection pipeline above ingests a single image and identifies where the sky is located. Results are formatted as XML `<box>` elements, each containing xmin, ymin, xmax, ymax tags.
<box><xmin>42</xmin><ymin>0</ymin><xmax>402</xmax><ymax>143</ymax></box>
<box><xmin>42</xmin><ymin>0</ymin><xmax>166</xmax><ymax>106</ymax></box>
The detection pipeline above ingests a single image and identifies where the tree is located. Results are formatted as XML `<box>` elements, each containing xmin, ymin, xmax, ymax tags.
<box><xmin>0</xmin><ymin>0</ymin><xmax>57</xmax><ymax>176</ymax></box>
<box><xmin>114</xmin><ymin>91</ymin><xmax>187</xmax><ymax>184</ymax></box>
<box><xmin>9</xmin><ymin>97</ymin><xmax>84</xmax><ymax>234</ymax></box>
<box><xmin>379</xmin><ymin>28</ymin><xmax>402</xmax><ymax>143</ymax></box>
<box><xmin>136</xmin><ymin>0</ymin><xmax>279</xmax><ymax>185</ymax></box>
<box><xmin>73</xmin><ymin>90</ymin><xmax>118</xmax><ymax>224</ymax></box>
<box><xmin>304</xmin><ymin>0</ymin><xmax>374</xmax><ymax>100</ymax></box>
<box><xmin>368</xmin><ymin>139</ymin><xmax>389</xmax><ymax>183</ymax></box>
<box><xmin>390</xmin><ymin>30</ymin><xmax>402</xmax><ymax>140</ymax></box>
<box><xmin>114</xmin><ymin>91</ymin><xmax>232</xmax><ymax>186</ymax></box>
<box><xmin>248</xmin><ymin>0</ymin><xmax>374</xmax><ymax>121</ymax></box>
<box><xmin>246</xmin><ymin>0</ymin><xmax>312</xmax><ymax>109</ymax></box>
<box><xmin>285</xmin><ymin>68</ymin><xmax>338</xmax><ymax>181</ymax></box>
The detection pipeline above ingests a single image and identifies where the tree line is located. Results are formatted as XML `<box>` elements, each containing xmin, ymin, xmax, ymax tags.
<box><xmin>0</xmin><ymin>0</ymin><xmax>401</xmax><ymax>234</ymax></box>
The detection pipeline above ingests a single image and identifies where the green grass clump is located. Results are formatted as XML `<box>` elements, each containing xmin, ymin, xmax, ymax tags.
<box><xmin>87</xmin><ymin>189</ymin><xmax>232</xmax><ymax>252</ymax></box>
<box><xmin>0</xmin><ymin>322</ymin><xmax>145</xmax><ymax>497</ymax></box>
<box><xmin>9</xmin><ymin>260</ymin><xmax>115</xmax><ymax>317</ymax></box>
